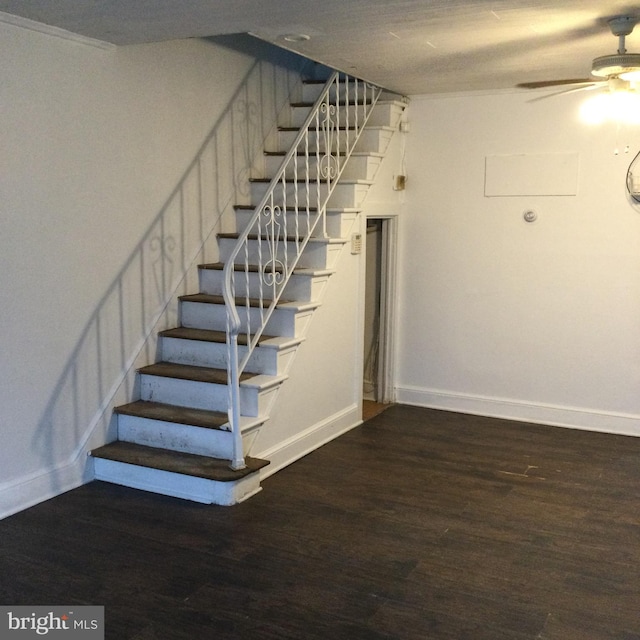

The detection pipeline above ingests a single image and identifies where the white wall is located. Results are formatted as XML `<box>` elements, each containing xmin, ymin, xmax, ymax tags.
<box><xmin>396</xmin><ymin>89</ymin><xmax>640</xmax><ymax>434</ymax></box>
<box><xmin>0</xmin><ymin>22</ymin><xmax>305</xmax><ymax>517</ymax></box>
<box><xmin>252</xmin><ymin>227</ymin><xmax>365</xmax><ymax>472</ymax></box>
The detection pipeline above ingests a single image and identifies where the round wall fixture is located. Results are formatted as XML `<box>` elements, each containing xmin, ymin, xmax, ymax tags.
<box><xmin>523</xmin><ymin>210</ymin><xmax>538</xmax><ymax>223</ymax></box>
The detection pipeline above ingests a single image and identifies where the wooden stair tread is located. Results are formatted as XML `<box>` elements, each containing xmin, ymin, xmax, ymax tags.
<box><xmin>160</xmin><ymin>326</ymin><xmax>225</xmax><ymax>343</ymax></box>
<box><xmin>235</xmin><ymin>204</ymin><xmax>360</xmax><ymax>215</ymax></box>
<box><xmin>159</xmin><ymin>326</ymin><xmax>275</xmax><ymax>346</ymax></box>
<box><xmin>278</xmin><ymin>125</ymin><xmax>359</xmax><ymax>132</ymax></box>
<box><xmin>264</xmin><ymin>150</ymin><xmax>346</xmax><ymax>157</ymax></box>
<box><xmin>218</xmin><ymin>232</ymin><xmax>310</xmax><ymax>241</ymax></box>
<box><xmin>139</xmin><ymin>362</ymin><xmax>255</xmax><ymax>384</ymax></box>
<box><xmin>91</xmin><ymin>441</ymin><xmax>269</xmax><ymax>481</ymax></box>
<box><xmin>235</xmin><ymin>203</ymin><xmax>319</xmax><ymax>212</ymax></box>
<box><xmin>199</xmin><ymin>261</ymin><xmax>283</xmax><ymax>274</ymax></box>
<box><xmin>290</xmin><ymin>100</ymin><xmax>375</xmax><ymax>107</ymax></box>
<box><xmin>198</xmin><ymin>262</ymin><xmax>334</xmax><ymax>277</ymax></box>
<box><xmin>250</xmin><ymin>176</ymin><xmax>372</xmax><ymax>186</ymax></box>
<box><xmin>115</xmin><ymin>400</ymin><xmax>228</xmax><ymax>430</ymax></box>
<box><xmin>292</xmin><ymin>97</ymin><xmax>404</xmax><ymax>107</ymax></box>
<box><xmin>250</xmin><ymin>177</ymin><xmax>329</xmax><ymax>184</ymax></box>
<box><xmin>178</xmin><ymin>292</ymin><xmax>293</xmax><ymax>307</ymax></box>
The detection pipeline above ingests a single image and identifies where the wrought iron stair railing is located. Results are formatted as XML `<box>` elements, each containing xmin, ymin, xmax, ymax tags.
<box><xmin>222</xmin><ymin>71</ymin><xmax>382</xmax><ymax>469</ymax></box>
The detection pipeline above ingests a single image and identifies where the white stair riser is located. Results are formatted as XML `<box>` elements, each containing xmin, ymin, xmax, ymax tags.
<box><xmin>264</xmin><ymin>153</ymin><xmax>381</xmax><ymax>182</ymax></box>
<box><xmin>288</xmin><ymin>101</ymin><xmax>405</xmax><ymax>129</ymax></box>
<box><xmin>93</xmin><ymin>458</ymin><xmax>262</xmax><ymax>505</ymax></box>
<box><xmin>326</xmin><ymin>210</ymin><xmax>358</xmax><ymax>237</ymax></box>
<box><xmin>368</xmin><ymin>102</ymin><xmax>406</xmax><ymax>128</ymax></box>
<box><xmin>140</xmin><ymin>374</ymin><xmax>246</xmax><ymax>413</ymax></box>
<box><xmin>118</xmin><ymin>414</ymin><xmax>233</xmax><ymax>458</ymax></box>
<box><xmin>218</xmin><ymin>236</ymin><xmax>342</xmax><ymax>270</ymax></box>
<box><xmin>250</xmin><ymin>181</ymin><xmax>367</xmax><ymax>208</ymax></box>
<box><xmin>329</xmin><ymin>182</ymin><xmax>370</xmax><ymax>208</ymax></box>
<box><xmin>140</xmin><ymin>374</ymin><xmax>226</xmax><ymax>412</ymax></box>
<box><xmin>278</xmin><ymin>126</ymin><xmax>393</xmax><ymax>155</ymax></box>
<box><xmin>161</xmin><ymin>336</ymin><xmax>295</xmax><ymax>375</ymax></box>
<box><xmin>235</xmin><ymin>209</ymin><xmax>318</xmax><ymax>238</ymax></box>
<box><xmin>252</xmin><ymin>344</ymin><xmax>298</xmax><ymax>376</ymax></box>
<box><xmin>249</xmin><ymin>180</ymin><xmax>329</xmax><ymax>204</ymax></box>
<box><xmin>235</xmin><ymin>209</ymin><xmax>357</xmax><ymax>238</ymax></box>
<box><xmin>140</xmin><ymin>373</ymin><xmax>280</xmax><ymax>417</ymax></box>
<box><xmin>199</xmin><ymin>268</ymin><xmax>330</xmax><ymax>302</ymax></box>
<box><xmin>283</xmin><ymin>271</ymin><xmax>331</xmax><ymax>301</ymax></box>
<box><xmin>162</xmin><ymin>335</ymin><xmax>234</xmax><ymax>368</ymax></box>
<box><xmin>342</xmin><ymin>154</ymin><xmax>382</xmax><ymax>181</ymax></box>
<box><xmin>181</xmin><ymin>301</ymin><xmax>311</xmax><ymax>339</ymax></box>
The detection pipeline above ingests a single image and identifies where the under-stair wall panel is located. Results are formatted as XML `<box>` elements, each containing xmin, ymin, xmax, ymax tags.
<box><xmin>250</xmin><ymin>219</ymin><xmax>364</xmax><ymax>471</ymax></box>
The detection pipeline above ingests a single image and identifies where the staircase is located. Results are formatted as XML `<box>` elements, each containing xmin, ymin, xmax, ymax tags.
<box><xmin>91</xmin><ymin>70</ymin><xmax>407</xmax><ymax>505</ymax></box>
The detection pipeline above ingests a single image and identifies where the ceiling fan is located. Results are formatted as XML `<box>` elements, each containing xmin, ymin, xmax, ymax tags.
<box><xmin>518</xmin><ymin>15</ymin><xmax>640</xmax><ymax>97</ymax></box>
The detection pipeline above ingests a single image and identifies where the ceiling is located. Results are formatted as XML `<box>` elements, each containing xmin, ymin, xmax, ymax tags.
<box><xmin>2</xmin><ymin>0</ymin><xmax>640</xmax><ymax>95</ymax></box>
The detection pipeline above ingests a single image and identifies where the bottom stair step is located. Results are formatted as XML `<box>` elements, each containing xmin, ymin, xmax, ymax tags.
<box><xmin>91</xmin><ymin>441</ymin><xmax>269</xmax><ymax>506</ymax></box>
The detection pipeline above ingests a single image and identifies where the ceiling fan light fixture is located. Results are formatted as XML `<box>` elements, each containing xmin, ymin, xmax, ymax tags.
<box><xmin>591</xmin><ymin>53</ymin><xmax>640</xmax><ymax>78</ymax></box>
<box><xmin>619</xmin><ymin>69</ymin><xmax>640</xmax><ymax>81</ymax></box>
<box><xmin>580</xmin><ymin>89</ymin><xmax>640</xmax><ymax>125</ymax></box>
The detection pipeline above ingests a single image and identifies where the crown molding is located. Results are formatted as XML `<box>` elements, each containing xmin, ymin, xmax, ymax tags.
<box><xmin>0</xmin><ymin>10</ymin><xmax>115</xmax><ymax>50</ymax></box>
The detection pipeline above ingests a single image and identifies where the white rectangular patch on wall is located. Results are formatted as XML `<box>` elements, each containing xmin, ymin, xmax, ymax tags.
<box><xmin>484</xmin><ymin>152</ymin><xmax>579</xmax><ymax>196</ymax></box>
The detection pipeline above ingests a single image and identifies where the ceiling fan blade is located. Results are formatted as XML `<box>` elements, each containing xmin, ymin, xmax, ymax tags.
<box><xmin>525</xmin><ymin>82</ymin><xmax>606</xmax><ymax>102</ymax></box>
<box><xmin>516</xmin><ymin>78</ymin><xmax>597</xmax><ymax>89</ymax></box>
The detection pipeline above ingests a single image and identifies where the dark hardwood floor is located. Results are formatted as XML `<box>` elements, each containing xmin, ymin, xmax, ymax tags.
<box><xmin>1</xmin><ymin>405</ymin><xmax>640</xmax><ymax>639</ymax></box>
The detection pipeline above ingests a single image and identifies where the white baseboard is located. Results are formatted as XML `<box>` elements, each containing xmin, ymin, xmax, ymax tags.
<box><xmin>396</xmin><ymin>385</ymin><xmax>640</xmax><ymax>437</ymax></box>
<box><xmin>257</xmin><ymin>403</ymin><xmax>362</xmax><ymax>478</ymax></box>
<box><xmin>0</xmin><ymin>454</ymin><xmax>91</xmax><ymax>521</ymax></box>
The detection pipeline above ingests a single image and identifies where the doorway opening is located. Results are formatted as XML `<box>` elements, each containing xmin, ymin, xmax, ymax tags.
<box><xmin>363</xmin><ymin>216</ymin><xmax>396</xmax><ymax>407</ymax></box>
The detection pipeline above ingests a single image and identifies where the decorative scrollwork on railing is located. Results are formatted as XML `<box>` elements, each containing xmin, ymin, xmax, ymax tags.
<box><xmin>320</xmin><ymin>101</ymin><xmax>340</xmax><ymax>182</ymax></box>
<box><xmin>261</xmin><ymin>205</ymin><xmax>286</xmax><ymax>287</ymax></box>
<box><xmin>320</xmin><ymin>101</ymin><xmax>337</xmax><ymax>121</ymax></box>
<box><xmin>319</xmin><ymin>153</ymin><xmax>340</xmax><ymax>180</ymax></box>
<box><xmin>223</xmin><ymin>71</ymin><xmax>383</xmax><ymax>471</ymax></box>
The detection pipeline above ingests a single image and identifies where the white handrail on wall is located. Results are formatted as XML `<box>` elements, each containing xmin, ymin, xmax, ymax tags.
<box><xmin>222</xmin><ymin>71</ymin><xmax>382</xmax><ymax>469</ymax></box>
